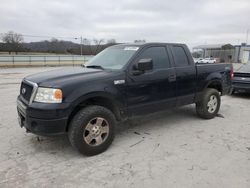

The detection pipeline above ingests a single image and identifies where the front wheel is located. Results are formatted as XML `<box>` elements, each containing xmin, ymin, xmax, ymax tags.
<box><xmin>68</xmin><ymin>105</ymin><xmax>116</xmax><ymax>156</ymax></box>
<box><xmin>196</xmin><ymin>88</ymin><xmax>221</xmax><ymax>119</ymax></box>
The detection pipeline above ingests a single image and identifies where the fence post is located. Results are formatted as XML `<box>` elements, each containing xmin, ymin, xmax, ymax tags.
<box><xmin>44</xmin><ymin>56</ymin><xmax>46</xmax><ymax>66</ymax></box>
<box><xmin>29</xmin><ymin>56</ymin><xmax>31</xmax><ymax>66</ymax></box>
<box><xmin>59</xmin><ymin>56</ymin><xmax>61</xmax><ymax>66</ymax></box>
<box><xmin>72</xmin><ymin>56</ymin><xmax>75</xmax><ymax>67</ymax></box>
<box><xmin>12</xmin><ymin>56</ymin><xmax>15</xmax><ymax>67</ymax></box>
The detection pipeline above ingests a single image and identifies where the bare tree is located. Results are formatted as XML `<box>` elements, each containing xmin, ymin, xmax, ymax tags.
<box><xmin>49</xmin><ymin>38</ymin><xmax>59</xmax><ymax>53</ymax></box>
<box><xmin>1</xmin><ymin>31</ymin><xmax>24</xmax><ymax>54</ymax></box>
<box><xmin>134</xmin><ymin>39</ymin><xmax>146</xmax><ymax>43</ymax></box>
<box><xmin>82</xmin><ymin>38</ymin><xmax>92</xmax><ymax>55</ymax></box>
<box><xmin>47</xmin><ymin>38</ymin><xmax>68</xmax><ymax>54</ymax></box>
<box><xmin>92</xmin><ymin>39</ymin><xmax>104</xmax><ymax>55</ymax></box>
<box><xmin>107</xmin><ymin>39</ymin><xmax>116</xmax><ymax>44</ymax></box>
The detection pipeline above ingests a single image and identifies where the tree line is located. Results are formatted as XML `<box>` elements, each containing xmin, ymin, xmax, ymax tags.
<box><xmin>0</xmin><ymin>31</ymin><xmax>146</xmax><ymax>55</ymax></box>
<box><xmin>0</xmin><ymin>31</ymin><xmax>116</xmax><ymax>55</ymax></box>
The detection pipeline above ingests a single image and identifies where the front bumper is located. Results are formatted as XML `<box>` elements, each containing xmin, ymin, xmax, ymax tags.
<box><xmin>17</xmin><ymin>97</ymin><xmax>70</xmax><ymax>136</ymax></box>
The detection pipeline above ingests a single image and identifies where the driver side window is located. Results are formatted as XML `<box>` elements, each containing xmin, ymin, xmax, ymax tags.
<box><xmin>137</xmin><ymin>46</ymin><xmax>170</xmax><ymax>70</ymax></box>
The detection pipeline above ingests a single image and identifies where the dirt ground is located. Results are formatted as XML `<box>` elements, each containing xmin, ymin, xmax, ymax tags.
<box><xmin>0</xmin><ymin>66</ymin><xmax>249</xmax><ymax>188</ymax></box>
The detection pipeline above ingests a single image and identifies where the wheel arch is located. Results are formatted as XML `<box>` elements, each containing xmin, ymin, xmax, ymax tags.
<box><xmin>205</xmin><ymin>79</ymin><xmax>223</xmax><ymax>93</ymax></box>
<box><xmin>66</xmin><ymin>92</ymin><xmax>124</xmax><ymax>131</ymax></box>
<box><xmin>203</xmin><ymin>72</ymin><xmax>223</xmax><ymax>93</ymax></box>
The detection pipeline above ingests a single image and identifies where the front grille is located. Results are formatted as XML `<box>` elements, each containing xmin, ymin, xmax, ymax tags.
<box><xmin>20</xmin><ymin>81</ymin><xmax>33</xmax><ymax>102</ymax></box>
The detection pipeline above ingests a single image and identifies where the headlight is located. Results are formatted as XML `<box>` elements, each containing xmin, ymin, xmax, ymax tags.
<box><xmin>34</xmin><ymin>87</ymin><xmax>63</xmax><ymax>103</ymax></box>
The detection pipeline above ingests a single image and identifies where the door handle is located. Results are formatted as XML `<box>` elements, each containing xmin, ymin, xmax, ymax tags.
<box><xmin>168</xmin><ymin>74</ymin><xmax>176</xmax><ymax>82</ymax></box>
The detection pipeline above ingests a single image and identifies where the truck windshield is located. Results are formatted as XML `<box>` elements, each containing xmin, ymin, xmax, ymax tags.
<box><xmin>85</xmin><ymin>46</ymin><xmax>139</xmax><ymax>70</ymax></box>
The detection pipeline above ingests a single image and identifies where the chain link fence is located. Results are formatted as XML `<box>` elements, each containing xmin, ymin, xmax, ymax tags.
<box><xmin>0</xmin><ymin>55</ymin><xmax>93</xmax><ymax>67</ymax></box>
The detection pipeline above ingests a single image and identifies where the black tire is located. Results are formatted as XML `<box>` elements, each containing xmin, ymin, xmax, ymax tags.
<box><xmin>68</xmin><ymin>105</ymin><xmax>116</xmax><ymax>156</ymax></box>
<box><xmin>196</xmin><ymin>88</ymin><xmax>221</xmax><ymax>119</ymax></box>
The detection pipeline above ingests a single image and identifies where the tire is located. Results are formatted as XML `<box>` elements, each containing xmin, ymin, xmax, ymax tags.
<box><xmin>68</xmin><ymin>105</ymin><xmax>116</xmax><ymax>156</ymax></box>
<box><xmin>196</xmin><ymin>88</ymin><xmax>221</xmax><ymax>119</ymax></box>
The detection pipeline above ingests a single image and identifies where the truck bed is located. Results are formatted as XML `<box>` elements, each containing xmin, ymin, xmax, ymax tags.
<box><xmin>196</xmin><ymin>63</ymin><xmax>232</xmax><ymax>96</ymax></box>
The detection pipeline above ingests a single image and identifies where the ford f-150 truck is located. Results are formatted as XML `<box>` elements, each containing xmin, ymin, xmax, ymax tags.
<box><xmin>17</xmin><ymin>43</ymin><xmax>233</xmax><ymax>156</ymax></box>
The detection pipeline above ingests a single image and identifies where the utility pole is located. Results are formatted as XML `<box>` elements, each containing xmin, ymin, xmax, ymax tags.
<box><xmin>74</xmin><ymin>36</ymin><xmax>83</xmax><ymax>56</ymax></box>
<box><xmin>80</xmin><ymin>36</ymin><xmax>83</xmax><ymax>56</ymax></box>
<box><xmin>246</xmin><ymin>29</ymin><xmax>249</xmax><ymax>44</ymax></box>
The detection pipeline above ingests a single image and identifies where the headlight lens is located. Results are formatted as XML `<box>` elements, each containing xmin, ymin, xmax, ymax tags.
<box><xmin>34</xmin><ymin>87</ymin><xmax>63</xmax><ymax>103</ymax></box>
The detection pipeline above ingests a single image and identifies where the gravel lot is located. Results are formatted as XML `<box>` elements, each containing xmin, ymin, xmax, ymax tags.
<box><xmin>0</xmin><ymin>66</ymin><xmax>249</xmax><ymax>188</ymax></box>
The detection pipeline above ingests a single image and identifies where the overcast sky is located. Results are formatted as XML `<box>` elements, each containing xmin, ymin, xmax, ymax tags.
<box><xmin>0</xmin><ymin>0</ymin><xmax>250</xmax><ymax>48</ymax></box>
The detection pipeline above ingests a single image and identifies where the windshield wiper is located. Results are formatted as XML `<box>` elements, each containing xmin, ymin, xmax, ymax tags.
<box><xmin>85</xmin><ymin>65</ymin><xmax>105</xmax><ymax>70</ymax></box>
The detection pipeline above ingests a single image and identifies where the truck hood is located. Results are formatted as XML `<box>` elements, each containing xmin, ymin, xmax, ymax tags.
<box><xmin>25</xmin><ymin>67</ymin><xmax>111</xmax><ymax>87</ymax></box>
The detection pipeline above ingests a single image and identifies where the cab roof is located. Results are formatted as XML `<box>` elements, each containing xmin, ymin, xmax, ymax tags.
<box><xmin>113</xmin><ymin>42</ymin><xmax>186</xmax><ymax>48</ymax></box>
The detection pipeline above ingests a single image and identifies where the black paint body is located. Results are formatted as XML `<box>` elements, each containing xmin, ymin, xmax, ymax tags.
<box><xmin>17</xmin><ymin>43</ymin><xmax>232</xmax><ymax>135</ymax></box>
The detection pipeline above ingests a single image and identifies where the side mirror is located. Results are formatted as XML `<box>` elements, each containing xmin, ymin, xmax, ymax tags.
<box><xmin>133</xmin><ymin>59</ymin><xmax>153</xmax><ymax>75</ymax></box>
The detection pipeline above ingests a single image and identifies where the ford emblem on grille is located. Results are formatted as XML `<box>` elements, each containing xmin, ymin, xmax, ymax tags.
<box><xmin>22</xmin><ymin>88</ymin><xmax>26</xmax><ymax>94</ymax></box>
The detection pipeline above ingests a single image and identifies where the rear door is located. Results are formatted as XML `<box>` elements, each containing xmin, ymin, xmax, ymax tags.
<box><xmin>169</xmin><ymin>45</ymin><xmax>196</xmax><ymax>106</ymax></box>
<box><xmin>126</xmin><ymin>45</ymin><xmax>177</xmax><ymax>115</ymax></box>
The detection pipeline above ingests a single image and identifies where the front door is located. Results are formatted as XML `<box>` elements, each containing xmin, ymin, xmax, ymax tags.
<box><xmin>126</xmin><ymin>45</ymin><xmax>177</xmax><ymax>116</ymax></box>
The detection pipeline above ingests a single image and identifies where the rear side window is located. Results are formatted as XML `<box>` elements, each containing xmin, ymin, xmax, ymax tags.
<box><xmin>138</xmin><ymin>46</ymin><xmax>170</xmax><ymax>69</ymax></box>
<box><xmin>172</xmin><ymin>46</ymin><xmax>189</xmax><ymax>67</ymax></box>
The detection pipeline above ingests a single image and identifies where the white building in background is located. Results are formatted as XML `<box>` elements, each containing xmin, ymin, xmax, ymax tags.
<box><xmin>193</xmin><ymin>43</ymin><xmax>250</xmax><ymax>64</ymax></box>
<box><xmin>234</xmin><ymin>44</ymin><xmax>250</xmax><ymax>64</ymax></box>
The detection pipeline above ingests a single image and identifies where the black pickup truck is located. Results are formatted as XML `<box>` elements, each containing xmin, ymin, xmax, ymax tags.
<box><xmin>17</xmin><ymin>43</ymin><xmax>233</xmax><ymax>155</ymax></box>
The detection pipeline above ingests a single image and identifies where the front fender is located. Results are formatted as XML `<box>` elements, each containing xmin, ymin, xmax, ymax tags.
<box><xmin>70</xmin><ymin>91</ymin><xmax>124</xmax><ymax>109</ymax></box>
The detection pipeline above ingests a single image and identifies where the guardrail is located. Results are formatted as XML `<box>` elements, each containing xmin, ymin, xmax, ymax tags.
<box><xmin>0</xmin><ymin>55</ymin><xmax>93</xmax><ymax>67</ymax></box>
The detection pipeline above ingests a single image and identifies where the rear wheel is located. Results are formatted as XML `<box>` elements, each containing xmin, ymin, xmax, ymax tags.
<box><xmin>196</xmin><ymin>88</ymin><xmax>221</xmax><ymax>119</ymax></box>
<box><xmin>68</xmin><ymin>105</ymin><xmax>116</xmax><ymax>156</ymax></box>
